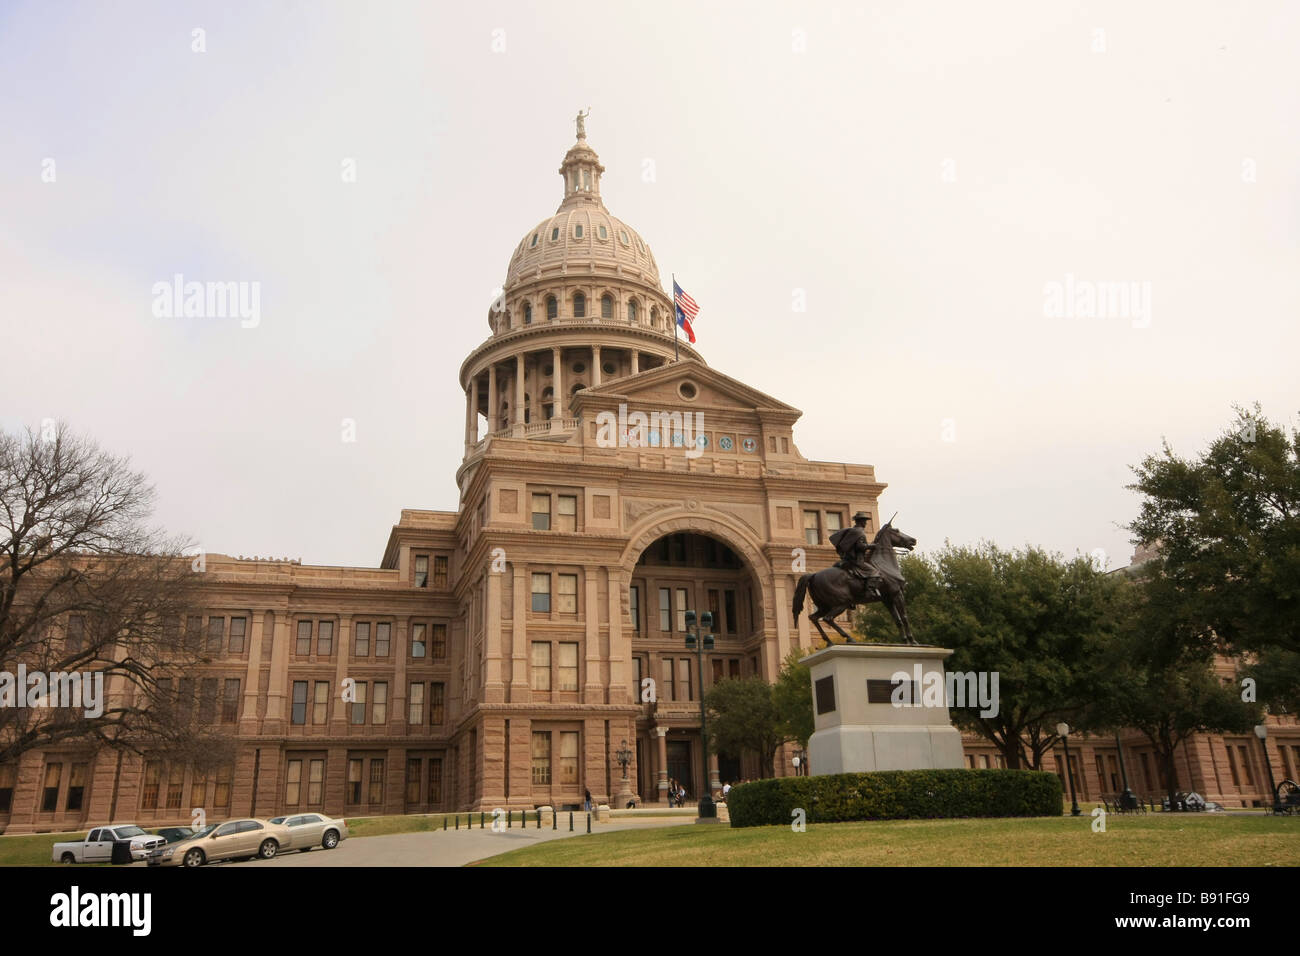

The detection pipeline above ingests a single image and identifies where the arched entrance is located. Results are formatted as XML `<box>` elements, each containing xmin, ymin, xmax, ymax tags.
<box><xmin>621</xmin><ymin>522</ymin><xmax>769</xmax><ymax>804</ymax></box>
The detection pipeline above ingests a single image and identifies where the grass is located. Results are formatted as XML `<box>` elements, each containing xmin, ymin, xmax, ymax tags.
<box><xmin>475</xmin><ymin>814</ymin><xmax>1300</xmax><ymax>867</ymax></box>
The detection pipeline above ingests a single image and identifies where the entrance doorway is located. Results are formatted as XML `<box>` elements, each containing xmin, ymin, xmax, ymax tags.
<box><xmin>667</xmin><ymin>740</ymin><xmax>693</xmax><ymax>800</ymax></box>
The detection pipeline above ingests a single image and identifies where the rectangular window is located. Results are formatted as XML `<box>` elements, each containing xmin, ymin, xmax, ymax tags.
<box><xmin>662</xmin><ymin>657</ymin><xmax>674</xmax><ymax>701</ymax></box>
<box><xmin>198</xmin><ymin>678</ymin><xmax>218</xmax><ymax>723</ymax></box>
<box><xmin>351</xmin><ymin>682</ymin><xmax>367</xmax><ymax>725</ymax></box>
<box><xmin>431</xmin><ymin>623</ymin><xmax>447</xmax><ymax>659</ymax></box>
<box><xmin>708</xmin><ymin>589</ymin><xmax>720</xmax><ymax>632</ymax></box>
<box><xmin>826</xmin><ymin>512</ymin><xmax>843</xmax><ymax>534</ymax></box>
<box><xmin>227</xmin><ymin>617</ymin><xmax>246</xmax><ymax>654</ymax></box>
<box><xmin>531</xmin><ymin>573</ymin><xmax>551</xmax><ymax>612</ymax></box>
<box><xmin>532</xmin><ymin>642</ymin><xmax>552</xmax><ymax>691</ymax></box>
<box><xmin>66</xmin><ymin>615</ymin><xmax>84</xmax><ymax>654</ymax></box>
<box><xmin>671</xmin><ymin>534</ymin><xmax>686</xmax><ymax>562</ymax></box>
<box><xmin>556</xmin><ymin>495</ymin><xmax>577</xmax><ymax>531</ymax></box>
<box><xmin>214</xmin><ymin>765</ymin><xmax>231</xmax><ymax>808</ymax></box>
<box><xmin>291</xmin><ymin>681</ymin><xmax>308</xmax><ymax>725</ymax></box>
<box><xmin>308</xmin><ymin>759</ymin><xmax>324</xmax><ymax>805</ymax></box>
<box><xmin>557</xmin><ymin>573</ymin><xmax>578</xmax><ymax>613</ymax></box>
<box><xmin>659</xmin><ymin>588</ymin><xmax>671</xmax><ymax>632</ymax></box>
<box><xmin>411</xmin><ymin>623</ymin><xmax>427</xmax><ymax>658</ymax></box>
<box><xmin>675</xmin><ymin>588</ymin><xmax>688</xmax><ymax>632</ymax></box>
<box><xmin>630</xmin><ymin>586</ymin><xmax>641</xmax><ymax>634</ymax></box>
<box><xmin>165</xmin><ymin>763</ymin><xmax>184</xmax><ymax>809</ymax></box>
<box><xmin>372</xmin><ymin>682</ymin><xmax>388</xmax><ymax>725</ymax></box>
<box><xmin>286</xmin><ymin>759</ymin><xmax>302</xmax><ymax>806</ymax></box>
<box><xmin>375</xmin><ymin>622</ymin><xmax>391</xmax><ymax>657</ymax></box>
<box><xmin>678</xmin><ymin>658</ymin><xmax>692</xmax><ymax>701</ymax></box>
<box><xmin>178</xmin><ymin>677</ymin><xmax>194</xmax><ymax>723</ymax></box>
<box><xmin>804</xmin><ymin>510</ymin><xmax>821</xmax><ymax>546</ymax></box>
<box><xmin>531</xmin><ymin>732</ymin><xmax>552</xmax><ymax>785</ymax></box>
<box><xmin>558</xmin><ymin>642</ymin><xmax>579</xmax><ymax>692</ymax></box>
<box><xmin>406</xmin><ymin>758</ymin><xmax>422</xmax><ymax>804</ymax></box>
<box><xmin>433</xmin><ymin>555</ymin><xmax>448</xmax><ymax>587</ymax></box>
<box><xmin>185</xmin><ymin>616</ymin><xmax>203</xmax><ymax>651</ymax></box>
<box><xmin>1226</xmin><ymin>745</ymin><xmax>1241</xmax><ymax>787</ymax></box>
<box><xmin>317</xmin><ymin>621</ymin><xmax>334</xmax><ymax>656</ymax></box>
<box><xmin>532</xmin><ymin>493</ymin><xmax>551</xmax><ymax>530</ymax></box>
<box><xmin>354</xmin><ymin>621</ymin><xmax>370</xmax><ymax>657</ymax></box>
<box><xmin>207</xmin><ymin>616</ymin><xmax>224</xmax><ymax>654</ymax></box>
<box><xmin>725</xmin><ymin>590</ymin><xmax>737</xmax><ymax>634</ymax></box>
<box><xmin>0</xmin><ymin>765</ymin><xmax>16</xmax><ymax>813</ymax></box>
<box><xmin>347</xmin><ymin>759</ymin><xmax>363</xmax><ymax>804</ymax></box>
<box><xmin>368</xmin><ymin>759</ymin><xmax>384</xmax><ymax>804</ymax></box>
<box><xmin>313</xmin><ymin>681</ymin><xmax>329</xmax><ymax>724</ymax></box>
<box><xmin>711</xmin><ymin>658</ymin><xmax>723</xmax><ymax>685</ymax></box>
<box><xmin>409</xmin><ymin>683</ymin><xmax>424</xmax><ymax>724</ymax></box>
<box><xmin>1238</xmin><ymin>745</ymin><xmax>1254</xmax><ymax>787</ymax></box>
<box><xmin>221</xmin><ymin>678</ymin><xmax>240</xmax><ymax>723</ymax></box>
<box><xmin>189</xmin><ymin>770</ymin><xmax>206</xmax><ymax>808</ymax></box>
<box><xmin>729</xmin><ymin>658</ymin><xmax>740</xmax><ymax>679</ymax></box>
<box><xmin>559</xmin><ymin>731</ymin><xmax>579</xmax><ymax>784</ymax></box>
<box><xmin>430</xmin><ymin>683</ymin><xmax>445</xmax><ymax>724</ymax></box>
<box><xmin>428</xmin><ymin>758</ymin><xmax>442</xmax><ymax>803</ymax></box>
<box><xmin>66</xmin><ymin>763</ymin><xmax>87</xmax><ymax>811</ymax></box>
<box><xmin>142</xmin><ymin>761</ymin><xmax>161</xmax><ymax>810</ymax></box>
<box><xmin>296</xmin><ymin>620</ymin><xmax>312</xmax><ymax>655</ymax></box>
<box><xmin>415</xmin><ymin>555</ymin><xmax>429</xmax><ymax>588</ymax></box>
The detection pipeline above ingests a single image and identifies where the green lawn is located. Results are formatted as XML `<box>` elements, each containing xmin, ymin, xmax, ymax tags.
<box><xmin>476</xmin><ymin>814</ymin><xmax>1300</xmax><ymax>867</ymax></box>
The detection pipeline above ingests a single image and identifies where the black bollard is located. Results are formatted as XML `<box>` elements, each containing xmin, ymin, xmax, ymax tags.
<box><xmin>536</xmin><ymin>809</ymin><xmax>541</xmax><ymax>829</ymax></box>
<box><xmin>569</xmin><ymin>811</ymin><xmax>574</xmax><ymax>831</ymax></box>
<box><xmin>586</xmin><ymin>812</ymin><xmax>591</xmax><ymax>833</ymax></box>
<box><xmin>552</xmin><ymin>808</ymin><xmax>557</xmax><ymax>830</ymax></box>
<box><xmin>443</xmin><ymin>815</ymin><xmax>447</xmax><ymax>831</ymax></box>
<box><xmin>480</xmin><ymin>811</ymin><xmax>484</xmax><ymax>829</ymax></box>
<box><xmin>455</xmin><ymin>815</ymin><xmax>459</xmax><ymax>830</ymax></box>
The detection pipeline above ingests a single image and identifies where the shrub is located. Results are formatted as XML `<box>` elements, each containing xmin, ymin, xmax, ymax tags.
<box><xmin>726</xmin><ymin>769</ymin><xmax>1062</xmax><ymax>827</ymax></box>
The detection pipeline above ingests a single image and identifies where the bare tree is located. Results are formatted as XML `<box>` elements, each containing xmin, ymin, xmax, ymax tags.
<box><xmin>0</xmin><ymin>422</ymin><xmax>234</xmax><ymax>770</ymax></box>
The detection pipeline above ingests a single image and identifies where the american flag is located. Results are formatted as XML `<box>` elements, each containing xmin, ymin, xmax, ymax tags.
<box><xmin>673</xmin><ymin>279</ymin><xmax>698</xmax><ymax>343</ymax></box>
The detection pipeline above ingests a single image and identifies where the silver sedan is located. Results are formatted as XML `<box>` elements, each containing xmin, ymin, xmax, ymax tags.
<box><xmin>267</xmin><ymin>813</ymin><xmax>349</xmax><ymax>851</ymax></box>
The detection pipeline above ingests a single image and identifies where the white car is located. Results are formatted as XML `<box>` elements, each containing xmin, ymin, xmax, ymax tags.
<box><xmin>54</xmin><ymin>825</ymin><xmax>165</xmax><ymax>863</ymax></box>
<box><xmin>267</xmin><ymin>813</ymin><xmax>349</xmax><ymax>851</ymax></box>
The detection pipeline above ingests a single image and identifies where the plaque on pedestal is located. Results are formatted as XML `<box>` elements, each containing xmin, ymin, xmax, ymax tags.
<box><xmin>805</xmin><ymin>643</ymin><xmax>965</xmax><ymax>775</ymax></box>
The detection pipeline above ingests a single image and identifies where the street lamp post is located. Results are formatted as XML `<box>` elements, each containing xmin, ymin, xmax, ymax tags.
<box><xmin>1056</xmin><ymin>722</ymin><xmax>1081</xmax><ymax>817</ymax></box>
<box><xmin>685</xmin><ymin>610</ymin><xmax>717</xmax><ymax>819</ymax></box>
<box><xmin>615</xmin><ymin>738</ymin><xmax>634</xmax><ymax>808</ymax></box>
<box><xmin>1256</xmin><ymin>724</ymin><xmax>1278</xmax><ymax>812</ymax></box>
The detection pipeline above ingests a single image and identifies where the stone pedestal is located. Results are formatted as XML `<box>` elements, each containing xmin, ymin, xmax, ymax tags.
<box><xmin>805</xmin><ymin>643</ymin><xmax>965</xmax><ymax>774</ymax></box>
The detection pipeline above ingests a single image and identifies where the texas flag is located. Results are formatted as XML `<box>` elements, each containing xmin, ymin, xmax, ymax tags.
<box><xmin>673</xmin><ymin>280</ymin><xmax>698</xmax><ymax>344</ymax></box>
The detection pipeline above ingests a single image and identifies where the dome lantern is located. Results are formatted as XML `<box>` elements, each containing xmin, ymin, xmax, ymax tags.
<box><xmin>558</xmin><ymin>109</ymin><xmax>605</xmax><ymax>210</ymax></box>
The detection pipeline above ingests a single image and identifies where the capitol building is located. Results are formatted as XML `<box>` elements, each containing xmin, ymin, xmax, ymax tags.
<box><xmin>0</xmin><ymin>120</ymin><xmax>1290</xmax><ymax>831</ymax></box>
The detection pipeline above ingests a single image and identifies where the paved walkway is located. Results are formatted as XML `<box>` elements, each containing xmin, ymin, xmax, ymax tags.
<box><xmin>224</xmin><ymin>816</ymin><xmax>694</xmax><ymax>868</ymax></box>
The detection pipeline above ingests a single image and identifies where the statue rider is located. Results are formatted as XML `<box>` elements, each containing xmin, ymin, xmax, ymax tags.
<box><xmin>829</xmin><ymin>511</ymin><xmax>881</xmax><ymax>595</ymax></box>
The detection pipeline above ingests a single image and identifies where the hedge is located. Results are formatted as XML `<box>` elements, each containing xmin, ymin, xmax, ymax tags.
<box><xmin>725</xmin><ymin>769</ymin><xmax>1063</xmax><ymax>827</ymax></box>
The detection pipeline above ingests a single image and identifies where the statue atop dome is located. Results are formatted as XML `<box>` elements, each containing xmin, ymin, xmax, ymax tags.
<box><xmin>575</xmin><ymin>108</ymin><xmax>590</xmax><ymax>140</ymax></box>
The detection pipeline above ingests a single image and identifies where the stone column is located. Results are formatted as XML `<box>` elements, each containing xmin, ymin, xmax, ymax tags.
<box><xmin>464</xmin><ymin>380</ymin><xmax>475</xmax><ymax>450</ymax></box>
<box><xmin>487</xmin><ymin>365</ymin><xmax>497</xmax><ymax>432</ymax></box>
<box><xmin>583</xmin><ymin>571</ymin><xmax>601</xmax><ymax>704</ymax></box>
<box><xmin>332</xmin><ymin>616</ymin><xmax>351</xmax><ymax>732</ymax></box>
<box><xmin>242</xmin><ymin>611</ymin><xmax>266</xmax><ymax>733</ymax></box>
<box><xmin>631</xmin><ymin>350</ymin><xmax>639</xmax><ymax>375</ymax></box>
<box><xmin>592</xmin><ymin>345</ymin><xmax>602</xmax><ymax>386</ymax></box>
<box><xmin>265</xmin><ymin>613</ymin><xmax>290</xmax><ymax>732</ymax></box>
<box><xmin>510</xmin><ymin>563</ymin><xmax>530</xmax><ymax>702</ymax></box>
<box><xmin>485</xmin><ymin>570</ymin><xmax>505</xmax><ymax>702</ymax></box>
<box><xmin>656</xmin><ymin>727</ymin><xmax>669</xmax><ymax>804</ymax></box>
<box><xmin>552</xmin><ymin>347</ymin><xmax>563</xmax><ymax>420</ymax></box>
<box><xmin>513</xmin><ymin>353</ymin><xmax>525</xmax><ymax>434</ymax></box>
<box><xmin>391</xmin><ymin>618</ymin><xmax>409</xmax><ymax>733</ymax></box>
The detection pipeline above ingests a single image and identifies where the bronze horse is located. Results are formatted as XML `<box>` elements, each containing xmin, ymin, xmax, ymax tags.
<box><xmin>793</xmin><ymin>522</ymin><xmax>918</xmax><ymax>646</ymax></box>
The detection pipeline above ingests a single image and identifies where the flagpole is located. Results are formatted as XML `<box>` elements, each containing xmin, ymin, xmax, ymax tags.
<box><xmin>672</xmin><ymin>272</ymin><xmax>679</xmax><ymax>363</ymax></box>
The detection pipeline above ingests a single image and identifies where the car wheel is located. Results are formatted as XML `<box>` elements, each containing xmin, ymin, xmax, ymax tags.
<box><xmin>183</xmin><ymin>848</ymin><xmax>205</xmax><ymax>868</ymax></box>
<box><xmin>60</xmin><ymin>852</ymin><xmax>76</xmax><ymax>864</ymax></box>
<box><xmin>258</xmin><ymin>839</ymin><xmax>278</xmax><ymax>860</ymax></box>
<box><xmin>322</xmin><ymin>830</ymin><xmax>339</xmax><ymax>849</ymax></box>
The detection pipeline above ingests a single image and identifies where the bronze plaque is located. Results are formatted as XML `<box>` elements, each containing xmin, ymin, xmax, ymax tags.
<box><xmin>814</xmin><ymin>675</ymin><xmax>836</xmax><ymax>715</ymax></box>
<box><xmin>867</xmin><ymin>678</ymin><xmax>916</xmax><ymax>704</ymax></box>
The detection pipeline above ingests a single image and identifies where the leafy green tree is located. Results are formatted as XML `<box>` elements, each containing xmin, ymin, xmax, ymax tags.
<box><xmin>855</xmin><ymin>544</ymin><xmax>1125</xmax><ymax>769</ymax></box>
<box><xmin>772</xmin><ymin>649</ymin><xmax>813</xmax><ymax>749</ymax></box>
<box><xmin>1128</xmin><ymin>404</ymin><xmax>1300</xmax><ymax>709</ymax></box>
<box><xmin>704</xmin><ymin>677</ymin><xmax>785</xmax><ymax>779</ymax></box>
<box><xmin>1094</xmin><ymin>563</ymin><xmax>1258</xmax><ymax>806</ymax></box>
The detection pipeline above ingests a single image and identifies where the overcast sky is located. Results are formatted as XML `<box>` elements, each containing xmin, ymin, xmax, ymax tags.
<box><xmin>2</xmin><ymin>0</ymin><xmax>1296</xmax><ymax>570</ymax></box>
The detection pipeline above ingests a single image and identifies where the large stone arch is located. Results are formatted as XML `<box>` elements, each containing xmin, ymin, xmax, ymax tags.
<box><xmin>617</xmin><ymin>508</ymin><xmax>775</xmax><ymax>630</ymax></box>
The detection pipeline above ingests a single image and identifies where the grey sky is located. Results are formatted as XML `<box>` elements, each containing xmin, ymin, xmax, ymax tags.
<box><xmin>2</xmin><ymin>0</ymin><xmax>1296</xmax><ymax>570</ymax></box>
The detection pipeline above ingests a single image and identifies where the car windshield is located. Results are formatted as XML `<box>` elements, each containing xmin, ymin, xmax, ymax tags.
<box><xmin>113</xmin><ymin>826</ymin><xmax>147</xmax><ymax>838</ymax></box>
<box><xmin>188</xmin><ymin>825</ymin><xmax>218</xmax><ymax>840</ymax></box>
<box><xmin>269</xmin><ymin>817</ymin><xmax>285</xmax><ymax>824</ymax></box>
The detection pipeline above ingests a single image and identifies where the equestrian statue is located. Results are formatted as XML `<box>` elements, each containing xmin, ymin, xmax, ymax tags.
<box><xmin>792</xmin><ymin>512</ymin><xmax>919</xmax><ymax>646</ymax></box>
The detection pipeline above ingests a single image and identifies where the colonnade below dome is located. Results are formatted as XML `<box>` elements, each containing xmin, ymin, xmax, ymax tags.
<box><xmin>462</xmin><ymin>342</ymin><xmax>677</xmax><ymax>454</ymax></box>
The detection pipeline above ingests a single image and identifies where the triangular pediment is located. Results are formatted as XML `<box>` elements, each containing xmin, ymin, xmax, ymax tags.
<box><xmin>574</xmin><ymin>359</ymin><xmax>801</xmax><ymax>420</ymax></box>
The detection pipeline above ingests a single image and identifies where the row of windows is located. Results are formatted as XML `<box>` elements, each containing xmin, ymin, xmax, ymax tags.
<box><xmin>632</xmin><ymin>655</ymin><xmax>759</xmax><ymax>702</ymax></box>
<box><xmin>531</xmin><ymin>730</ymin><xmax>580</xmax><ymax>786</ymax></box>
<box><xmin>628</xmin><ymin>585</ymin><xmax>742</xmax><ymax>636</ymax></box>
<box><xmin>287</xmin><ymin>753</ymin><xmax>442</xmax><ymax>808</ymax></box>
<box><xmin>141</xmin><ymin>760</ymin><xmax>234</xmax><ymax>812</ymax></box>
<box><xmin>804</xmin><ymin>509</ymin><xmax>850</xmax><ymax>547</ymax></box>
<box><xmin>519</xmin><ymin>295</ymin><xmax>656</xmax><ymax>327</ymax></box>
<box><xmin>530</xmin><ymin>642</ymin><xmax>580</xmax><ymax>692</ymax></box>
<box><xmin>154</xmin><ymin>677</ymin><xmax>241</xmax><ymax>724</ymax></box>
<box><xmin>413</xmin><ymin>554</ymin><xmax>449</xmax><ymax>588</ymax></box>
<box><xmin>294</xmin><ymin>620</ymin><xmax>447</xmax><ymax>660</ymax></box>
<box><xmin>289</xmin><ymin>680</ymin><xmax>446</xmax><ymax>727</ymax></box>
<box><xmin>527</xmin><ymin>220</ymin><xmax>641</xmax><ymax>250</ymax></box>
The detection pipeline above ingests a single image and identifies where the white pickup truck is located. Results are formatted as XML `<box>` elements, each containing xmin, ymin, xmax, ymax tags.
<box><xmin>53</xmin><ymin>825</ymin><xmax>166</xmax><ymax>863</ymax></box>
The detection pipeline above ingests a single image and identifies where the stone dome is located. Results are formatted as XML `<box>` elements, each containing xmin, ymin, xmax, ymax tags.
<box><xmin>503</xmin><ymin>121</ymin><xmax>661</xmax><ymax>291</ymax></box>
